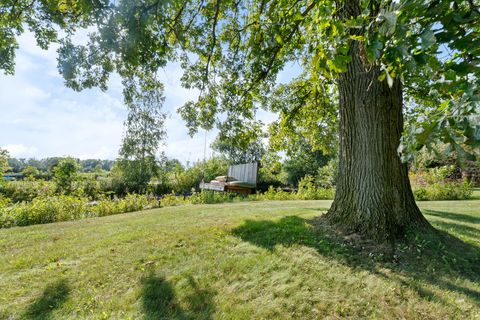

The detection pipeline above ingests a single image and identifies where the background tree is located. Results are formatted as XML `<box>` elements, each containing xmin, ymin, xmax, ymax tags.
<box><xmin>52</xmin><ymin>158</ymin><xmax>79</xmax><ymax>195</ymax></box>
<box><xmin>22</xmin><ymin>166</ymin><xmax>39</xmax><ymax>180</ymax></box>
<box><xmin>80</xmin><ymin>159</ymin><xmax>114</xmax><ymax>173</ymax></box>
<box><xmin>211</xmin><ymin>121</ymin><xmax>266</xmax><ymax>164</ymax></box>
<box><xmin>7</xmin><ymin>158</ymin><xmax>25</xmax><ymax>173</ymax></box>
<box><xmin>2</xmin><ymin>0</ymin><xmax>479</xmax><ymax>241</ymax></box>
<box><xmin>117</xmin><ymin>77</ymin><xmax>166</xmax><ymax>193</ymax></box>
<box><xmin>256</xmin><ymin>151</ymin><xmax>287</xmax><ymax>191</ymax></box>
<box><xmin>0</xmin><ymin>148</ymin><xmax>10</xmax><ymax>175</ymax></box>
<box><xmin>6</xmin><ymin>157</ymin><xmax>115</xmax><ymax>174</ymax></box>
<box><xmin>316</xmin><ymin>158</ymin><xmax>339</xmax><ymax>189</ymax></box>
<box><xmin>283</xmin><ymin>139</ymin><xmax>330</xmax><ymax>187</ymax></box>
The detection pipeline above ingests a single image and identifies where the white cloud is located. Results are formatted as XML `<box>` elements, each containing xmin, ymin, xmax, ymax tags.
<box><xmin>3</xmin><ymin>144</ymin><xmax>38</xmax><ymax>158</ymax></box>
<box><xmin>16</xmin><ymin>31</ymin><xmax>58</xmax><ymax>69</ymax></box>
<box><xmin>79</xmin><ymin>146</ymin><xmax>117</xmax><ymax>160</ymax></box>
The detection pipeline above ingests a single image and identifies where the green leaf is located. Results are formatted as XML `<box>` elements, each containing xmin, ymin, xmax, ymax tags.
<box><xmin>416</xmin><ymin>121</ymin><xmax>438</xmax><ymax>146</ymax></box>
<box><xmin>379</xmin><ymin>12</ymin><xmax>397</xmax><ymax>36</ymax></box>
<box><xmin>366</xmin><ymin>40</ymin><xmax>383</xmax><ymax>62</ymax></box>
<box><xmin>420</xmin><ymin>29</ymin><xmax>436</xmax><ymax>49</ymax></box>
<box><xmin>327</xmin><ymin>55</ymin><xmax>350</xmax><ymax>73</ymax></box>
<box><xmin>350</xmin><ymin>35</ymin><xmax>365</xmax><ymax>41</ymax></box>
<box><xmin>444</xmin><ymin>69</ymin><xmax>456</xmax><ymax>81</ymax></box>
<box><xmin>378</xmin><ymin>70</ymin><xmax>386</xmax><ymax>81</ymax></box>
<box><xmin>58</xmin><ymin>1</ymin><xmax>69</xmax><ymax>12</ymax></box>
<box><xmin>275</xmin><ymin>34</ymin><xmax>284</xmax><ymax>45</ymax></box>
<box><xmin>453</xmin><ymin>142</ymin><xmax>476</xmax><ymax>161</ymax></box>
<box><xmin>438</xmin><ymin>100</ymin><xmax>450</xmax><ymax>111</ymax></box>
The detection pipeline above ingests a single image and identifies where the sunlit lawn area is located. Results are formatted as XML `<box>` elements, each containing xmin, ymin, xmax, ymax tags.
<box><xmin>1</xmin><ymin>200</ymin><xmax>479</xmax><ymax>319</ymax></box>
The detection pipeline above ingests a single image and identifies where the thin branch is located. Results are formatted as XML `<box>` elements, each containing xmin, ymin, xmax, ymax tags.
<box><xmin>241</xmin><ymin>1</ymin><xmax>317</xmax><ymax>99</ymax></box>
<box><xmin>204</xmin><ymin>0</ymin><xmax>221</xmax><ymax>84</ymax></box>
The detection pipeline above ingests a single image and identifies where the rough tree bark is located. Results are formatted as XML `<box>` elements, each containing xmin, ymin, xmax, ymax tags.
<box><xmin>325</xmin><ymin>1</ymin><xmax>432</xmax><ymax>241</ymax></box>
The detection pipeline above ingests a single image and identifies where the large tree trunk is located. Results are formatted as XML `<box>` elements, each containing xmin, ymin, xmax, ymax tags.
<box><xmin>325</xmin><ymin>27</ymin><xmax>431</xmax><ymax>241</ymax></box>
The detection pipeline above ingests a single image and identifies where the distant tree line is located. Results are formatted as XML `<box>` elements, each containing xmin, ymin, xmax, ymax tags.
<box><xmin>7</xmin><ymin>157</ymin><xmax>115</xmax><ymax>174</ymax></box>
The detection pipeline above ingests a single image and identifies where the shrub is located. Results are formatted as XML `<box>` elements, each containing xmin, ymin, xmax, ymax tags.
<box><xmin>189</xmin><ymin>190</ymin><xmax>237</xmax><ymax>204</ymax></box>
<box><xmin>297</xmin><ymin>175</ymin><xmax>319</xmax><ymax>200</ymax></box>
<box><xmin>0</xmin><ymin>194</ymin><xmax>160</xmax><ymax>228</ymax></box>
<box><xmin>410</xmin><ymin>165</ymin><xmax>474</xmax><ymax>201</ymax></box>
<box><xmin>0</xmin><ymin>179</ymin><xmax>337</xmax><ymax>229</ymax></box>
<box><xmin>160</xmin><ymin>193</ymin><xmax>186</xmax><ymax>207</ymax></box>
<box><xmin>98</xmin><ymin>175</ymin><xmax>127</xmax><ymax>197</ymax></box>
<box><xmin>296</xmin><ymin>176</ymin><xmax>335</xmax><ymax>200</ymax></box>
<box><xmin>0</xmin><ymin>195</ymin><xmax>89</xmax><ymax>227</ymax></box>
<box><xmin>255</xmin><ymin>178</ymin><xmax>335</xmax><ymax>201</ymax></box>
<box><xmin>259</xmin><ymin>186</ymin><xmax>293</xmax><ymax>200</ymax></box>
<box><xmin>413</xmin><ymin>188</ymin><xmax>428</xmax><ymax>201</ymax></box>
<box><xmin>52</xmin><ymin>157</ymin><xmax>80</xmax><ymax>195</ymax></box>
<box><xmin>0</xmin><ymin>195</ymin><xmax>11</xmax><ymax>208</ymax></box>
<box><xmin>92</xmin><ymin>194</ymin><xmax>159</xmax><ymax>217</ymax></box>
<box><xmin>413</xmin><ymin>181</ymin><xmax>473</xmax><ymax>201</ymax></box>
<box><xmin>79</xmin><ymin>175</ymin><xmax>102</xmax><ymax>200</ymax></box>
<box><xmin>0</xmin><ymin>180</ymin><xmax>55</xmax><ymax>203</ymax></box>
<box><xmin>22</xmin><ymin>166</ymin><xmax>40</xmax><ymax>179</ymax></box>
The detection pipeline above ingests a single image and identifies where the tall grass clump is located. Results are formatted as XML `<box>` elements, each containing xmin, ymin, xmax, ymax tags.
<box><xmin>189</xmin><ymin>190</ymin><xmax>238</xmax><ymax>204</ymax></box>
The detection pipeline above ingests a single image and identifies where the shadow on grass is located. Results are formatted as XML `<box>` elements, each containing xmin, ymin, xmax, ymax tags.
<box><xmin>231</xmin><ymin>215</ymin><xmax>480</xmax><ymax>305</ymax></box>
<box><xmin>141</xmin><ymin>272</ymin><xmax>215</xmax><ymax>320</ymax></box>
<box><xmin>429</xmin><ymin>219</ymin><xmax>480</xmax><ymax>240</ymax></box>
<box><xmin>424</xmin><ymin>209</ymin><xmax>480</xmax><ymax>225</ymax></box>
<box><xmin>24</xmin><ymin>279</ymin><xmax>70</xmax><ymax>320</ymax></box>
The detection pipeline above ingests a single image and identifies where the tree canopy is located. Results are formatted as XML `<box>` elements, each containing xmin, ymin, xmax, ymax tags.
<box><xmin>52</xmin><ymin>157</ymin><xmax>79</xmax><ymax>195</ymax></box>
<box><xmin>283</xmin><ymin>138</ymin><xmax>330</xmax><ymax>186</ymax></box>
<box><xmin>2</xmin><ymin>0</ymin><xmax>478</xmax><ymax>157</ymax></box>
<box><xmin>211</xmin><ymin>122</ymin><xmax>266</xmax><ymax>164</ymax></box>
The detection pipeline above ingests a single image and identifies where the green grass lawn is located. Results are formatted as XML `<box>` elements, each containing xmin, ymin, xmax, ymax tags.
<box><xmin>0</xmin><ymin>200</ymin><xmax>479</xmax><ymax>319</ymax></box>
<box><xmin>470</xmin><ymin>187</ymin><xmax>480</xmax><ymax>200</ymax></box>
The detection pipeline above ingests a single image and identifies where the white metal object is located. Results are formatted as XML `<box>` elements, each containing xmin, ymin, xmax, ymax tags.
<box><xmin>199</xmin><ymin>182</ymin><xmax>225</xmax><ymax>191</ymax></box>
<box><xmin>227</xmin><ymin>162</ymin><xmax>258</xmax><ymax>185</ymax></box>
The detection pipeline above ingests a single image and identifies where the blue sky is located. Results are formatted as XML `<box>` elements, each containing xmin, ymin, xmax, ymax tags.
<box><xmin>0</xmin><ymin>31</ymin><xmax>295</xmax><ymax>163</ymax></box>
